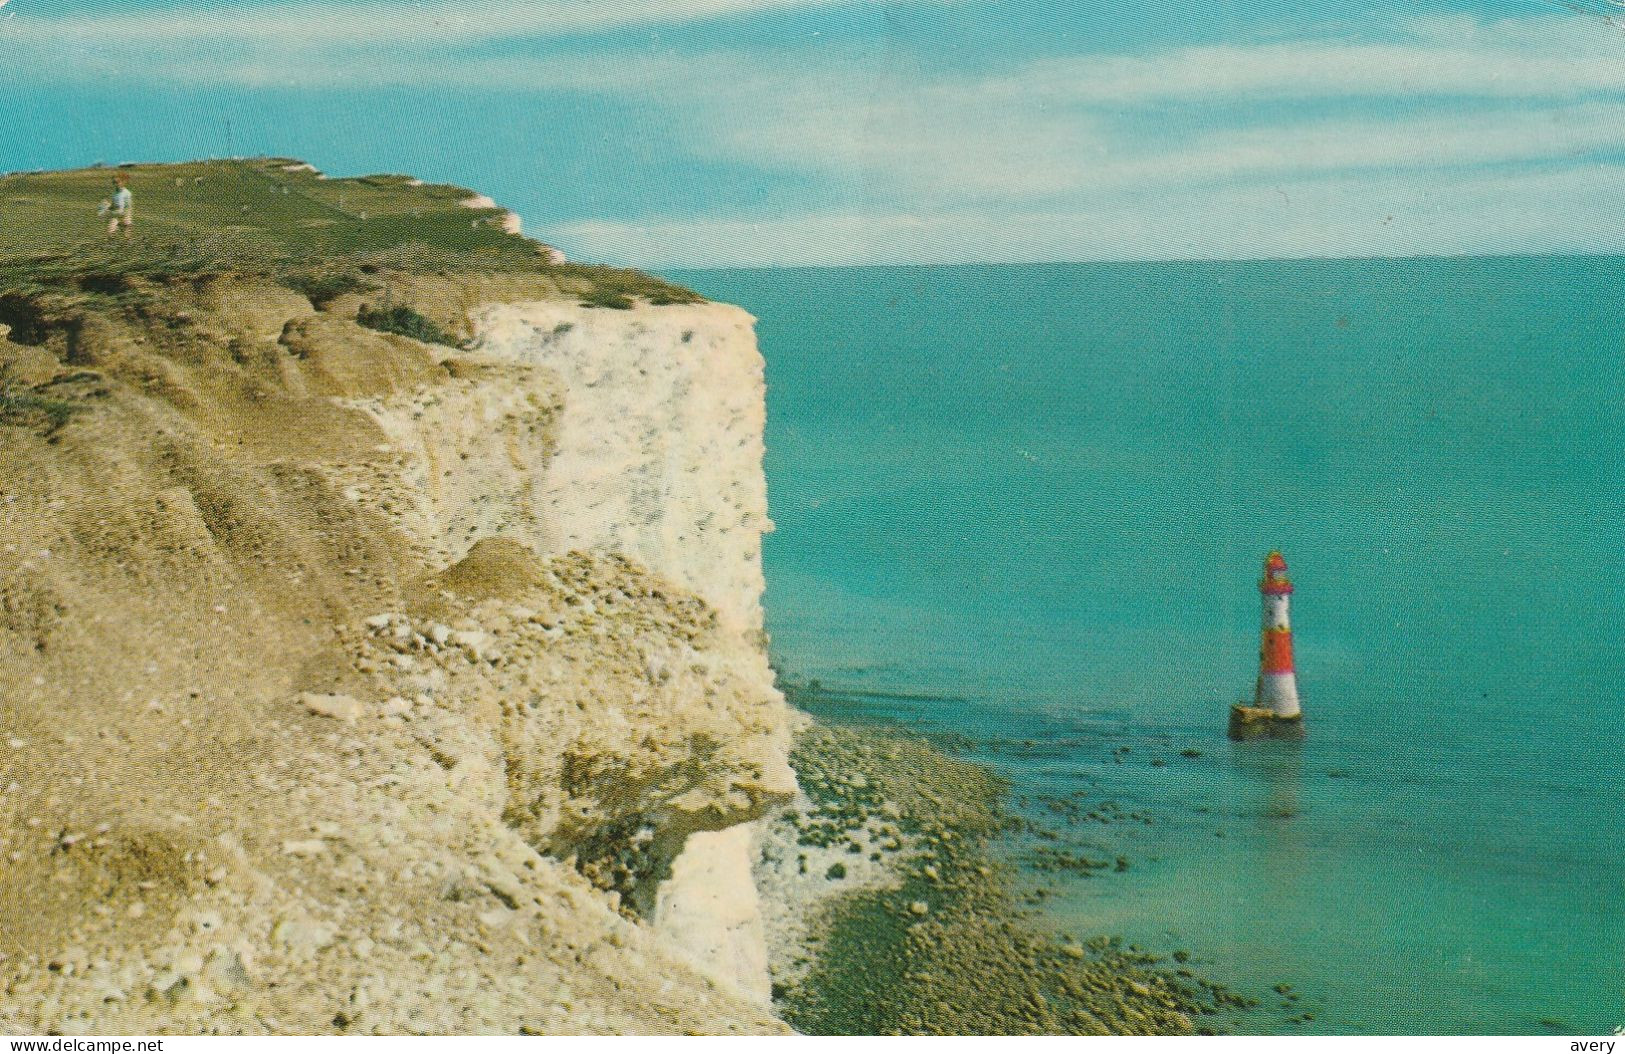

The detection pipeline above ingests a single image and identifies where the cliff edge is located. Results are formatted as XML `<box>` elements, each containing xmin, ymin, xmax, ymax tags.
<box><xmin>0</xmin><ymin>161</ymin><xmax>793</xmax><ymax>1034</ymax></box>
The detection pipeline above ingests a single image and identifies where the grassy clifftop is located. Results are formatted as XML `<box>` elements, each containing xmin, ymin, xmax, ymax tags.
<box><xmin>0</xmin><ymin>158</ymin><xmax>700</xmax><ymax>310</ymax></box>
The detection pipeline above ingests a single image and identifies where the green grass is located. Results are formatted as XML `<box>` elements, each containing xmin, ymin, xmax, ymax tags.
<box><xmin>0</xmin><ymin>158</ymin><xmax>704</xmax><ymax>308</ymax></box>
<box><xmin>579</xmin><ymin>287</ymin><xmax>634</xmax><ymax>310</ymax></box>
<box><xmin>281</xmin><ymin>270</ymin><xmax>380</xmax><ymax>308</ymax></box>
<box><xmin>356</xmin><ymin>303</ymin><xmax>459</xmax><ymax>346</ymax></box>
<box><xmin>0</xmin><ymin>159</ymin><xmax>524</xmax><ymax>257</ymax></box>
<box><xmin>0</xmin><ymin>384</ymin><xmax>86</xmax><ymax>433</ymax></box>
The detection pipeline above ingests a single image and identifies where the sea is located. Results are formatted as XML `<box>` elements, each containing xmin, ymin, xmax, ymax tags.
<box><xmin>672</xmin><ymin>259</ymin><xmax>1625</xmax><ymax>1036</ymax></box>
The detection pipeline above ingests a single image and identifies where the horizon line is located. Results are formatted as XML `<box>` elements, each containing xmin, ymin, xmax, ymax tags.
<box><xmin>661</xmin><ymin>249</ymin><xmax>1625</xmax><ymax>273</ymax></box>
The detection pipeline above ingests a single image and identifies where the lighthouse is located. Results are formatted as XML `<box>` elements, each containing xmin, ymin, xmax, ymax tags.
<box><xmin>1228</xmin><ymin>550</ymin><xmax>1306</xmax><ymax>740</ymax></box>
<box><xmin>1255</xmin><ymin>550</ymin><xmax>1301</xmax><ymax>717</ymax></box>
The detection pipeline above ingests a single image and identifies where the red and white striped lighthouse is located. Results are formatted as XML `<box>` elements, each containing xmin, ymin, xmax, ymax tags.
<box><xmin>1255</xmin><ymin>550</ymin><xmax>1301</xmax><ymax>718</ymax></box>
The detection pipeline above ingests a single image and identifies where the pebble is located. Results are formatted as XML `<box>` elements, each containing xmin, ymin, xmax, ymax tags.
<box><xmin>300</xmin><ymin>692</ymin><xmax>365</xmax><ymax>723</ymax></box>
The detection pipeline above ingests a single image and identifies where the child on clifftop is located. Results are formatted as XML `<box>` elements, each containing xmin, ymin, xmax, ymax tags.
<box><xmin>100</xmin><ymin>174</ymin><xmax>133</xmax><ymax>238</ymax></box>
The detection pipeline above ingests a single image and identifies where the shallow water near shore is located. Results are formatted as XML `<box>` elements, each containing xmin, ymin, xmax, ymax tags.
<box><xmin>678</xmin><ymin>259</ymin><xmax>1625</xmax><ymax>1035</ymax></box>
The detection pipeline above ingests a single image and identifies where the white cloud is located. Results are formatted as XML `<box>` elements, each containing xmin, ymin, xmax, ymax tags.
<box><xmin>1100</xmin><ymin>101</ymin><xmax>1625</xmax><ymax>187</ymax></box>
<box><xmin>554</xmin><ymin>164</ymin><xmax>1625</xmax><ymax>267</ymax></box>
<box><xmin>15</xmin><ymin>6</ymin><xmax>1625</xmax><ymax>106</ymax></box>
<box><xmin>8</xmin><ymin>0</ymin><xmax>945</xmax><ymax>47</ymax></box>
<box><xmin>459</xmin><ymin>47</ymin><xmax>1625</xmax><ymax>206</ymax></box>
<box><xmin>982</xmin><ymin>19</ymin><xmax>1625</xmax><ymax>106</ymax></box>
<box><xmin>686</xmin><ymin>77</ymin><xmax>1625</xmax><ymax>201</ymax></box>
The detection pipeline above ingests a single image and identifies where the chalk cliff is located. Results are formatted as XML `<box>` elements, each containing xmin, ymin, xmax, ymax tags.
<box><xmin>0</xmin><ymin>240</ymin><xmax>793</xmax><ymax>1031</ymax></box>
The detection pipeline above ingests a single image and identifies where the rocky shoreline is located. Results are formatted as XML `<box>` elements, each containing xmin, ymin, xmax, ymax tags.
<box><xmin>757</xmin><ymin>718</ymin><xmax>1259</xmax><ymax>1035</ymax></box>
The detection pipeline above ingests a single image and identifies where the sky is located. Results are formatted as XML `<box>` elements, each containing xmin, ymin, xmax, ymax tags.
<box><xmin>4</xmin><ymin>0</ymin><xmax>1625</xmax><ymax>266</ymax></box>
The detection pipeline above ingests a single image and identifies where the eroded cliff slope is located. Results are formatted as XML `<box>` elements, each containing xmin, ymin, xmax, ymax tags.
<box><xmin>0</xmin><ymin>182</ymin><xmax>793</xmax><ymax>1034</ymax></box>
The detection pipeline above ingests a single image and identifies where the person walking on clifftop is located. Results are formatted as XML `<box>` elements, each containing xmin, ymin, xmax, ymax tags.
<box><xmin>102</xmin><ymin>174</ymin><xmax>133</xmax><ymax>238</ymax></box>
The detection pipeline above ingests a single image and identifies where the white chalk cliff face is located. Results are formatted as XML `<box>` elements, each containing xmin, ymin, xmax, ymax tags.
<box><xmin>472</xmin><ymin>301</ymin><xmax>774</xmax><ymax>637</ymax></box>
<box><xmin>351</xmin><ymin>299</ymin><xmax>773</xmax><ymax>637</ymax></box>
<box><xmin>467</xmin><ymin>301</ymin><xmax>786</xmax><ymax>1001</ymax></box>
<box><xmin>350</xmin><ymin>295</ymin><xmax>791</xmax><ymax>1002</ymax></box>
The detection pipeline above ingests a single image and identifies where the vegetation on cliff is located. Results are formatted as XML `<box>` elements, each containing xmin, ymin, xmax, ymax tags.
<box><xmin>0</xmin><ymin>158</ymin><xmax>703</xmax><ymax>320</ymax></box>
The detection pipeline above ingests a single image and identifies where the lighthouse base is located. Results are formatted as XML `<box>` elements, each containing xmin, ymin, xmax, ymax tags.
<box><xmin>1227</xmin><ymin>704</ymin><xmax>1306</xmax><ymax>742</ymax></box>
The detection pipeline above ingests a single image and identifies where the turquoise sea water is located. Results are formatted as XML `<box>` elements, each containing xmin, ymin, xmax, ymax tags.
<box><xmin>673</xmin><ymin>260</ymin><xmax>1625</xmax><ymax>1035</ymax></box>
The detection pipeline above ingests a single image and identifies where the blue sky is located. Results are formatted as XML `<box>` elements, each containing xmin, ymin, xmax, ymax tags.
<box><xmin>4</xmin><ymin>0</ymin><xmax>1625</xmax><ymax>266</ymax></box>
